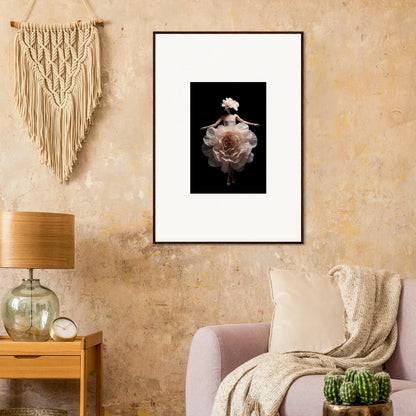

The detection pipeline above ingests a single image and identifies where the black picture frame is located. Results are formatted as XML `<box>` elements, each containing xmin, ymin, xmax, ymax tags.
<box><xmin>153</xmin><ymin>31</ymin><xmax>304</xmax><ymax>244</ymax></box>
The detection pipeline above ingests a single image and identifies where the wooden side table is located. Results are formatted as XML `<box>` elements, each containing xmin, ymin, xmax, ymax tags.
<box><xmin>0</xmin><ymin>332</ymin><xmax>103</xmax><ymax>416</ymax></box>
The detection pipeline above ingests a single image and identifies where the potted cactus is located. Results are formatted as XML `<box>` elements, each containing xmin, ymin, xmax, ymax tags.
<box><xmin>323</xmin><ymin>367</ymin><xmax>393</xmax><ymax>416</ymax></box>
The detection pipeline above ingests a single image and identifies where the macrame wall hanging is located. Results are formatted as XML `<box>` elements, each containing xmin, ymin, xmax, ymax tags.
<box><xmin>12</xmin><ymin>0</ymin><xmax>104</xmax><ymax>182</ymax></box>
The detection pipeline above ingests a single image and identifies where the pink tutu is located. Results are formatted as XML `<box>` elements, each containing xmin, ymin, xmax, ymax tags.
<box><xmin>202</xmin><ymin>123</ymin><xmax>257</xmax><ymax>173</ymax></box>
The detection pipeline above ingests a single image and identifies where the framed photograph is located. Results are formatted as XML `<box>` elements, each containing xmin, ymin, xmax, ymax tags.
<box><xmin>154</xmin><ymin>32</ymin><xmax>303</xmax><ymax>243</ymax></box>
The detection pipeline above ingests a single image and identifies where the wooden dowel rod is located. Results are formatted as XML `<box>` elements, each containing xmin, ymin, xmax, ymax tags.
<box><xmin>10</xmin><ymin>19</ymin><xmax>104</xmax><ymax>28</ymax></box>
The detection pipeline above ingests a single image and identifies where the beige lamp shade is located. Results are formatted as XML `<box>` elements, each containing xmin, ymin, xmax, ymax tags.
<box><xmin>0</xmin><ymin>211</ymin><xmax>74</xmax><ymax>269</ymax></box>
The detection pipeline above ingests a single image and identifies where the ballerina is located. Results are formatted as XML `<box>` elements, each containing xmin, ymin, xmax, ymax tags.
<box><xmin>200</xmin><ymin>97</ymin><xmax>260</xmax><ymax>185</ymax></box>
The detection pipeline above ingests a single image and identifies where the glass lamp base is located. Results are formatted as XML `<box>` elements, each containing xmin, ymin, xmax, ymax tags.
<box><xmin>1</xmin><ymin>278</ymin><xmax>60</xmax><ymax>342</ymax></box>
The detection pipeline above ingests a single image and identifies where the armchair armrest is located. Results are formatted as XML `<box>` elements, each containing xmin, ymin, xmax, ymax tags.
<box><xmin>186</xmin><ymin>323</ymin><xmax>270</xmax><ymax>416</ymax></box>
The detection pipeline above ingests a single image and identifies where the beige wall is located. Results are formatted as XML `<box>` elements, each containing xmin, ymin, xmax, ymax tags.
<box><xmin>0</xmin><ymin>0</ymin><xmax>415</xmax><ymax>415</ymax></box>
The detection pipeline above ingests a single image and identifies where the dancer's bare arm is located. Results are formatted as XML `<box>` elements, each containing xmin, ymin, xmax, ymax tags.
<box><xmin>200</xmin><ymin>117</ymin><xmax>223</xmax><ymax>130</ymax></box>
<box><xmin>236</xmin><ymin>114</ymin><xmax>260</xmax><ymax>127</ymax></box>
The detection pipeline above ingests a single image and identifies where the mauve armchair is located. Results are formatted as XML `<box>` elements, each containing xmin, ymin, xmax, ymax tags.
<box><xmin>186</xmin><ymin>279</ymin><xmax>416</xmax><ymax>416</ymax></box>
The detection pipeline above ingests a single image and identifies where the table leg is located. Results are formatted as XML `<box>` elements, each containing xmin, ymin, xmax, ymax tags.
<box><xmin>95</xmin><ymin>344</ymin><xmax>103</xmax><ymax>416</ymax></box>
<box><xmin>80</xmin><ymin>351</ymin><xmax>87</xmax><ymax>416</ymax></box>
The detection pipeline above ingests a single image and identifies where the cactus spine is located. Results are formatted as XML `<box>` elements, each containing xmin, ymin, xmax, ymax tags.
<box><xmin>375</xmin><ymin>372</ymin><xmax>391</xmax><ymax>402</ymax></box>
<box><xmin>325</xmin><ymin>371</ymin><xmax>340</xmax><ymax>381</ymax></box>
<box><xmin>339</xmin><ymin>381</ymin><xmax>358</xmax><ymax>405</ymax></box>
<box><xmin>344</xmin><ymin>367</ymin><xmax>368</xmax><ymax>383</ymax></box>
<box><xmin>324</xmin><ymin>374</ymin><xmax>344</xmax><ymax>404</ymax></box>
<box><xmin>354</xmin><ymin>369</ymin><xmax>379</xmax><ymax>405</ymax></box>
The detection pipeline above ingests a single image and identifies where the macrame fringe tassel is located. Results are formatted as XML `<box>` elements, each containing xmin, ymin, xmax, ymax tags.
<box><xmin>14</xmin><ymin>25</ymin><xmax>101</xmax><ymax>182</ymax></box>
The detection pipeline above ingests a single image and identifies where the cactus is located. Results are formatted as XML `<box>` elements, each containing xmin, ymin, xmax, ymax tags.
<box><xmin>344</xmin><ymin>367</ymin><xmax>368</xmax><ymax>383</ymax></box>
<box><xmin>324</xmin><ymin>374</ymin><xmax>344</xmax><ymax>404</ymax></box>
<box><xmin>324</xmin><ymin>368</ymin><xmax>392</xmax><ymax>407</ymax></box>
<box><xmin>354</xmin><ymin>369</ymin><xmax>379</xmax><ymax>405</ymax></box>
<box><xmin>375</xmin><ymin>372</ymin><xmax>391</xmax><ymax>402</ymax></box>
<box><xmin>339</xmin><ymin>381</ymin><xmax>358</xmax><ymax>405</ymax></box>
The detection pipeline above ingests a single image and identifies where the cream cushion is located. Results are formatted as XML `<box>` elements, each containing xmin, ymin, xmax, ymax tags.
<box><xmin>268</xmin><ymin>269</ymin><xmax>346</xmax><ymax>354</ymax></box>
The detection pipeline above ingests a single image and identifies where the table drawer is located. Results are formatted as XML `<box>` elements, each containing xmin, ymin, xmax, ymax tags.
<box><xmin>0</xmin><ymin>355</ymin><xmax>80</xmax><ymax>378</ymax></box>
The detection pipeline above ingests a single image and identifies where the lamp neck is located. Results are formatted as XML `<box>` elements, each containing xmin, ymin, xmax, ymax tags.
<box><xmin>28</xmin><ymin>268</ymin><xmax>35</xmax><ymax>281</ymax></box>
<box><xmin>24</xmin><ymin>269</ymin><xmax>41</xmax><ymax>287</ymax></box>
<box><xmin>21</xmin><ymin>279</ymin><xmax>41</xmax><ymax>287</ymax></box>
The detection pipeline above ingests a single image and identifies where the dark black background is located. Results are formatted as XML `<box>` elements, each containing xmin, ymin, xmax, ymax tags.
<box><xmin>190</xmin><ymin>82</ymin><xmax>266</xmax><ymax>193</ymax></box>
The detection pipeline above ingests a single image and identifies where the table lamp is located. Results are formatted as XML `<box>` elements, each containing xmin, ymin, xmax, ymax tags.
<box><xmin>0</xmin><ymin>211</ymin><xmax>74</xmax><ymax>341</ymax></box>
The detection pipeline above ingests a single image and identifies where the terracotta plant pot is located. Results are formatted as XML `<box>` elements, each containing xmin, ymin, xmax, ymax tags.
<box><xmin>323</xmin><ymin>400</ymin><xmax>393</xmax><ymax>416</ymax></box>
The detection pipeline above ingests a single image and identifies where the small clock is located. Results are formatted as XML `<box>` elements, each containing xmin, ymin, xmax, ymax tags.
<box><xmin>50</xmin><ymin>316</ymin><xmax>78</xmax><ymax>342</ymax></box>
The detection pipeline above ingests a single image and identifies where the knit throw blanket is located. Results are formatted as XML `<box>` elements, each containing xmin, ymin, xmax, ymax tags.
<box><xmin>15</xmin><ymin>20</ymin><xmax>101</xmax><ymax>182</ymax></box>
<box><xmin>211</xmin><ymin>265</ymin><xmax>401</xmax><ymax>416</ymax></box>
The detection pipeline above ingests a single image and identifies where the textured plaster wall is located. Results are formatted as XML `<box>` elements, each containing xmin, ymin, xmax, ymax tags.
<box><xmin>0</xmin><ymin>0</ymin><xmax>415</xmax><ymax>415</ymax></box>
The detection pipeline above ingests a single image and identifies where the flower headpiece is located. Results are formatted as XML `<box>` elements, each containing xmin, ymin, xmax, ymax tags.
<box><xmin>221</xmin><ymin>97</ymin><xmax>239</xmax><ymax>111</ymax></box>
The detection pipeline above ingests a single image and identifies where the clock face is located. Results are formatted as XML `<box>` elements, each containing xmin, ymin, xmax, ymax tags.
<box><xmin>51</xmin><ymin>317</ymin><xmax>77</xmax><ymax>339</ymax></box>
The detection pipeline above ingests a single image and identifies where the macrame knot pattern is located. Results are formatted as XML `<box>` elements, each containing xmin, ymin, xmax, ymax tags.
<box><xmin>15</xmin><ymin>20</ymin><xmax>101</xmax><ymax>182</ymax></box>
